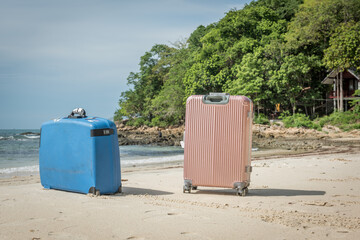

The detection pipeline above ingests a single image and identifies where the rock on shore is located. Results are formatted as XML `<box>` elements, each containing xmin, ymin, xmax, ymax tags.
<box><xmin>117</xmin><ymin>125</ymin><xmax>184</xmax><ymax>146</ymax></box>
<box><xmin>116</xmin><ymin>122</ymin><xmax>360</xmax><ymax>149</ymax></box>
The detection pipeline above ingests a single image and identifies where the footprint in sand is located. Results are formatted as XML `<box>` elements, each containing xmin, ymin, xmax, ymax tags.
<box><xmin>144</xmin><ymin>210</ymin><xmax>155</xmax><ymax>213</ymax></box>
<box><xmin>53</xmin><ymin>216</ymin><xmax>68</xmax><ymax>222</ymax></box>
<box><xmin>48</xmin><ymin>231</ymin><xmax>86</xmax><ymax>240</ymax></box>
<box><xmin>167</xmin><ymin>212</ymin><xmax>179</xmax><ymax>216</ymax></box>
<box><xmin>126</xmin><ymin>236</ymin><xmax>145</xmax><ymax>240</ymax></box>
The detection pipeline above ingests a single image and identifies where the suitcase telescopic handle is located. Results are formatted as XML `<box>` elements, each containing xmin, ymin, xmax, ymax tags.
<box><xmin>203</xmin><ymin>93</ymin><xmax>230</xmax><ymax>105</ymax></box>
<box><xmin>68</xmin><ymin>108</ymin><xmax>87</xmax><ymax>118</ymax></box>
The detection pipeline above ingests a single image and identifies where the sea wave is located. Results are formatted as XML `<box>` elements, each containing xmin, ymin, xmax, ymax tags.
<box><xmin>0</xmin><ymin>135</ymin><xmax>39</xmax><ymax>141</ymax></box>
<box><xmin>121</xmin><ymin>154</ymin><xmax>184</xmax><ymax>167</ymax></box>
<box><xmin>0</xmin><ymin>136</ymin><xmax>14</xmax><ymax>141</ymax></box>
<box><xmin>0</xmin><ymin>165</ymin><xmax>39</xmax><ymax>174</ymax></box>
<box><xmin>23</xmin><ymin>135</ymin><xmax>40</xmax><ymax>139</ymax></box>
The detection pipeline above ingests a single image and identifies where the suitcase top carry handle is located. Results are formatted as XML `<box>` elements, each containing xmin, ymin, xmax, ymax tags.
<box><xmin>68</xmin><ymin>108</ymin><xmax>87</xmax><ymax>119</ymax></box>
<box><xmin>202</xmin><ymin>93</ymin><xmax>230</xmax><ymax>105</ymax></box>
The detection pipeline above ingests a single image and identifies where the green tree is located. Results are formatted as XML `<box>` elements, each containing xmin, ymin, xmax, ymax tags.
<box><xmin>224</xmin><ymin>48</ymin><xmax>274</xmax><ymax>113</ymax></box>
<box><xmin>324</xmin><ymin>21</ymin><xmax>360</xmax><ymax>71</ymax></box>
<box><xmin>151</xmin><ymin>41</ymin><xmax>190</xmax><ymax>125</ymax></box>
<box><xmin>183</xmin><ymin>54</ymin><xmax>229</xmax><ymax>97</ymax></box>
<box><xmin>286</xmin><ymin>0</ymin><xmax>360</xmax><ymax>54</ymax></box>
<box><xmin>114</xmin><ymin>44</ymin><xmax>172</xmax><ymax>121</ymax></box>
<box><xmin>249</xmin><ymin>0</ymin><xmax>303</xmax><ymax>21</ymax></box>
<box><xmin>269</xmin><ymin>54</ymin><xmax>321</xmax><ymax>114</ymax></box>
<box><xmin>187</xmin><ymin>24</ymin><xmax>215</xmax><ymax>50</ymax></box>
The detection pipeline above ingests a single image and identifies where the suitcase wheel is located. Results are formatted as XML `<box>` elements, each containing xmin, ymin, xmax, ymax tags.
<box><xmin>88</xmin><ymin>187</ymin><xmax>100</xmax><ymax>196</ymax></box>
<box><xmin>183</xmin><ymin>185</ymin><xmax>191</xmax><ymax>193</ymax></box>
<box><xmin>237</xmin><ymin>187</ymin><xmax>248</xmax><ymax>197</ymax></box>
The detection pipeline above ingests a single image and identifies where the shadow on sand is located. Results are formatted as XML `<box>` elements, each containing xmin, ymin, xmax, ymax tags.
<box><xmin>192</xmin><ymin>188</ymin><xmax>326</xmax><ymax>197</ymax></box>
<box><xmin>249</xmin><ymin>188</ymin><xmax>326</xmax><ymax>197</ymax></box>
<box><xmin>120</xmin><ymin>186</ymin><xmax>173</xmax><ymax>196</ymax></box>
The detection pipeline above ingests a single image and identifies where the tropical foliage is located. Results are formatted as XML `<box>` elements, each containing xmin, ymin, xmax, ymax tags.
<box><xmin>115</xmin><ymin>0</ymin><xmax>360</xmax><ymax>127</ymax></box>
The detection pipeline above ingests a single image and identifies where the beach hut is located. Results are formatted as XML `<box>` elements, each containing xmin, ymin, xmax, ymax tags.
<box><xmin>321</xmin><ymin>68</ymin><xmax>360</xmax><ymax>111</ymax></box>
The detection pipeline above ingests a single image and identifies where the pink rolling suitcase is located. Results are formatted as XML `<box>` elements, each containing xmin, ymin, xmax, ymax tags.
<box><xmin>183</xmin><ymin>93</ymin><xmax>253</xmax><ymax>196</ymax></box>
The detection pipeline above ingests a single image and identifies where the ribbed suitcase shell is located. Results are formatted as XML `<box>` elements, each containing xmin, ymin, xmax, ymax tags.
<box><xmin>39</xmin><ymin>116</ymin><xmax>121</xmax><ymax>194</ymax></box>
<box><xmin>184</xmin><ymin>95</ymin><xmax>253</xmax><ymax>192</ymax></box>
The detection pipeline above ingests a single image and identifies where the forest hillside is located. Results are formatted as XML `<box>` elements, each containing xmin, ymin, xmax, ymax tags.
<box><xmin>114</xmin><ymin>0</ymin><xmax>360</xmax><ymax>127</ymax></box>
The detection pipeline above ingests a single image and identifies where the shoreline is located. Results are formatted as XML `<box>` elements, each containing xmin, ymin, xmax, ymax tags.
<box><xmin>1</xmin><ymin>135</ymin><xmax>360</xmax><ymax>179</ymax></box>
<box><xmin>0</xmin><ymin>147</ymin><xmax>319</xmax><ymax>179</ymax></box>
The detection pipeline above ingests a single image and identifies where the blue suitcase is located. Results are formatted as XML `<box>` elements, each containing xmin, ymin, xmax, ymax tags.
<box><xmin>39</xmin><ymin>108</ymin><xmax>121</xmax><ymax>195</ymax></box>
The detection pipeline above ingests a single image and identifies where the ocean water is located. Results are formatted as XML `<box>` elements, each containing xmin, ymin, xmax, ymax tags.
<box><xmin>0</xmin><ymin>129</ymin><xmax>184</xmax><ymax>178</ymax></box>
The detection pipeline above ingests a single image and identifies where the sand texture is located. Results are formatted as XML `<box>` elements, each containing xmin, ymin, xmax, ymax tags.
<box><xmin>1</xmin><ymin>150</ymin><xmax>360</xmax><ymax>240</ymax></box>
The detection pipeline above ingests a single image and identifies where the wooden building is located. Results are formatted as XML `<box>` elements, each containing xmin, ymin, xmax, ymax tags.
<box><xmin>322</xmin><ymin>69</ymin><xmax>360</xmax><ymax>111</ymax></box>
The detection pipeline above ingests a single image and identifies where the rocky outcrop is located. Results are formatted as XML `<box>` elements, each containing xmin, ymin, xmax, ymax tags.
<box><xmin>252</xmin><ymin>123</ymin><xmax>360</xmax><ymax>150</ymax></box>
<box><xmin>252</xmin><ymin>124</ymin><xmax>327</xmax><ymax>139</ymax></box>
<box><xmin>252</xmin><ymin>123</ymin><xmax>360</xmax><ymax>140</ymax></box>
<box><xmin>117</xmin><ymin>123</ymin><xmax>360</xmax><ymax>149</ymax></box>
<box><xmin>117</xmin><ymin>125</ymin><xmax>184</xmax><ymax>146</ymax></box>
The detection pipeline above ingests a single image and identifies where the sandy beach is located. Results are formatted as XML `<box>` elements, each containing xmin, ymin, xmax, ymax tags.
<box><xmin>1</xmin><ymin>146</ymin><xmax>360</xmax><ymax>240</ymax></box>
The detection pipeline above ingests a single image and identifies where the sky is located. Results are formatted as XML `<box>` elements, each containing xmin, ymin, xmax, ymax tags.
<box><xmin>0</xmin><ymin>0</ymin><xmax>252</xmax><ymax>129</ymax></box>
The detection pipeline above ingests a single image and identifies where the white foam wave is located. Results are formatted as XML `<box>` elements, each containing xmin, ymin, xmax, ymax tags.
<box><xmin>0</xmin><ymin>136</ymin><xmax>17</xmax><ymax>141</ymax></box>
<box><xmin>121</xmin><ymin>154</ymin><xmax>184</xmax><ymax>167</ymax></box>
<box><xmin>24</xmin><ymin>135</ymin><xmax>40</xmax><ymax>139</ymax></box>
<box><xmin>12</xmin><ymin>138</ymin><xmax>31</xmax><ymax>142</ymax></box>
<box><xmin>0</xmin><ymin>165</ymin><xmax>39</xmax><ymax>174</ymax></box>
<box><xmin>0</xmin><ymin>135</ymin><xmax>39</xmax><ymax>141</ymax></box>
